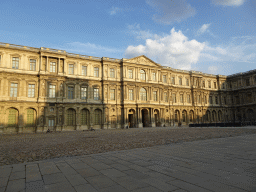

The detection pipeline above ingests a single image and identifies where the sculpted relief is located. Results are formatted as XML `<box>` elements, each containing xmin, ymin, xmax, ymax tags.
<box><xmin>127</xmin><ymin>56</ymin><xmax>158</xmax><ymax>66</ymax></box>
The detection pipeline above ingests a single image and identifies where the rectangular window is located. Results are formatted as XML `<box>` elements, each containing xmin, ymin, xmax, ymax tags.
<box><xmin>50</xmin><ymin>62</ymin><xmax>56</xmax><ymax>72</ymax></box>
<box><xmin>49</xmin><ymin>85</ymin><xmax>56</xmax><ymax>98</ymax></box>
<box><xmin>94</xmin><ymin>88</ymin><xmax>99</xmax><ymax>100</ymax></box>
<box><xmin>152</xmin><ymin>72</ymin><xmax>156</xmax><ymax>81</ymax></box>
<box><xmin>202</xmin><ymin>81</ymin><xmax>205</xmax><ymax>87</ymax></box>
<box><xmin>205</xmin><ymin>96</ymin><xmax>207</xmax><ymax>104</ymax></box>
<box><xmin>179</xmin><ymin>77</ymin><xmax>182</xmax><ymax>85</ymax></box>
<box><xmin>246</xmin><ymin>79</ymin><xmax>250</xmax><ymax>86</ymax></box>
<box><xmin>30</xmin><ymin>59</ymin><xmax>36</xmax><ymax>71</ymax></box>
<box><xmin>28</xmin><ymin>84</ymin><xmax>35</xmax><ymax>98</ymax></box>
<box><xmin>110</xmin><ymin>89</ymin><xmax>115</xmax><ymax>100</ymax></box>
<box><xmin>68</xmin><ymin>86</ymin><xmax>74</xmax><ymax>99</ymax></box>
<box><xmin>94</xmin><ymin>67</ymin><xmax>99</xmax><ymax>77</ymax></box>
<box><xmin>172</xmin><ymin>93</ymin><xmax>176</xmax><ymax>103</ymax></box>
<box><xmin>153</xmin><ymin>91</ymin><xmax>157</xmax><ymax>101</ymax></box>
<box><xmin>81</xmin><ymin>87</ymin><xmax>87</xmax><ymax>100</ymax></box>
<box><xmin>187</xmin><ymin>95</ymin><xmax>191</xmax><ymax>103</ymax></box>
<box><xmin>164</xmin><ymin>92</ymin><xmax>167</xmax><ymax>102</ymax></box>
<box><xmin>12</xmin><ymin>57</ymin><xmax>19</xmax><ymax>69</ymax></box>
<box><xmin>110</xmin><ymin>68</ymin><xmax>115</xmax><ymax>78</ymax></box>
<box><xmin>171</xmin><ymin>77</ymin><xmax>175</xmax><ymax>84</ymax></box>
<box><xmin>129</xmin><ymin>89</ymin><xmax>133</xmax><ymax>100</ymax></box>
<box><xmin>82</xmin><ymin>66</ymin><xmax>87</xmax><ymax>76</ymax></box>
<box><xmin>208</xmin><ymin>81</ymin><xmax>211</xmax><ymax>88</ymax></box>
<box><xmin>69</xmin><ymin>64</ymin><xmax>74</xmax><ymax>75</ymax></box>
<box><xmin>27</xmin><ymin>109</ymin><xmax>34</xmax><ymax>126</ymax></box>
<box><xmin>215</xmin><ymin>96</ymin><xmax>218</xmax><ymax>104</ymax></box>
<box><xmin>10</xmin><ymin>83</ymin><xmax>18</xmax><ymax>97</ymax></box>
<box><xmin>186</xmin><ymin>79</ymin><xmax>189</xmax><ymax>86</ymax></box>
<box><xmin>180</xmin><ymin>94</ymin><xmax>183</xmax><ymax>103</ymax></box>
<box><xmin>198</xmin><ymin>95</ymin><xmax>200</xmax><ymax>103</ymax></box>
<box><xmin>214</xmin><ymin>82</ymin><xmax>217</xmax><ymax>89</ymax></box>
<box><xmin>128</xmin><ymin>69</ymin><xmax>133</xmax><ymax>79</ymax></box>
<box><xmin>163</xmin><ymin>75</ymin><xmax>167</xmax><ymax>83</ymax></box>
<box><xmin>209</xmin><ymin>96</ymin><xmax>213</xmax><ymax>104</ymax></box>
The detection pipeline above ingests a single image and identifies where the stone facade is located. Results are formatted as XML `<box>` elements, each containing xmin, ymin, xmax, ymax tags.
<box><xmin>0</xmin><ymin>42</ymin><xmax>255</xmax><ymax>133</ymax></box>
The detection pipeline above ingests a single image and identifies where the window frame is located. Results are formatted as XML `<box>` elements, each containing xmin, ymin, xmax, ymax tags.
<box><xmin>28</xmin><ymin>84</ymin><xmax>35</xmax><ymax>98</ymax></box>
<box><xmin>129</xmin><ymin>89</ymin><xmax>133</xmax><ymax>100</ymax></box>
<box><xmin>67</xmin><ymin>86</ymin><xmax>74</xmax><ymax>99</ymax></box>
<box><xmin>49</xmin><ymin>84</ymin><xmax>56</xmax><ymax>98</ymax></box>
<box><xmin>128</xmin><ymin>69</ymin><xmax>133</xmax><ymax>79</ymax></box>
<box><xmin>94</xmin><ymin>88</ymin><xmax>99</xmax><ymax>100</ymax></box>
<box><xmin>110</xmin><ymin>68</ymin><xmax>115</xmax><ymax>78</ymax></box>
<box><xmin>82</xmin><ymin>65</ymin><xmax>87</xmax><ymax>76</ymax></box>
<box><xmin>110</xmin><ymin>89</ymin><xmax>115</xmax><ymax>100</ymax></box>
<box><xmin>30</xmin><ymin>59</ymin><xmax>36</xmax><ymax>71</ymax></box>
<box><xmin>140</xmin><ymin>88</ymin><xmax>147</xmax><ymax>101</ymax></box>
<box><xmin>140</xmin><ymin>69</ymin><xmax>146</xmax><ymax>81</ymax></box>
<box><xmin>153</xmin><ymin>91</ymin><xmax>157</xmax><ymax>101</ymax></box>
<box><xmin>12</xmin><ymin>57</ymin><xmax>19</xmax><ymax>69</ymax></box>
<box><xmin>163</xmin><ymin>75</ymin><xmax>167</xmax><ymax>83</ymax></box>
<box><xmin>152</xmin><ymin>72</ymin><xmax>156</xmax><ymax>81</ymax></box>
<box><xmin>69</xmin><ymin>64</ymin><xmax>74</xmax><ymax>75</ymax></box>
<box><xmin>94</xmin><ymin>67</ymin><xmax>99</xmax><ymax>77</ymax></box>
<box><xmin>50</xmin><ymin>62</ymin><xmax>56</xmax><ymax>73</ymax></box>
<box><xmin>10</xmin><ymin>82</ymin><xmax>18</xmax><ymax>97</ymax></box>
<box><xmin>81</xmin><ymin>87</ymin><xmax>87</xmax><ymax>100</ymax></box>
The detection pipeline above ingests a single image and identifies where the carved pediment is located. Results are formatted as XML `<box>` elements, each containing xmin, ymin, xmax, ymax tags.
<box><xmin>125</xmin><ymin>55</ymin><xmax>160</xmax><ymax>67</ymax></box>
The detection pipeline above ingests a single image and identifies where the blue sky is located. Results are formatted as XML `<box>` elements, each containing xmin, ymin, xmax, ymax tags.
<box><xmin>0</xmin><ymin>0</ymin><xmax>255</xmax><ymax>75</ymax></box>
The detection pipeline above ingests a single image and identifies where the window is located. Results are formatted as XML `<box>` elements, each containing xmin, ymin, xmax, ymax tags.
<box><xmin>94</xmin><ymin>88</ymin><xmax>99</xmax><ymax>100</ymax></box>
<box><xmin>12</xmin><ymin>57</ymin><xmax>19</xmax><ymax>69</ymax></box>
<box><xmin>163</xmin><ymin>75</ymin><xmax>167</xmax><ymax>83</ymax></box>
<box><xmin>69</xmin><ymin>64</ymin><xmax>74</xmax><ymax>75</ymax></box>
<box><xmin>246</xmin><ymin>79</ymin><xmax>250</xmax><ymax>86</ymax></box>
<box><xmin>180</xmin><ymin>94</ymin><xmax>183</xmax><ymax>103</ymax></box>
<box><xmin>164</xmin><ymin>92</ymin><xmax>167</xmax><ymax>102</ymax></box>
<box><xmin>153</xmin><ymin>91</ymin><xmax>157</xmax><ymax>101</ymax></box>
<box><xmin>223</xmin><ymin>97</ymin><xmax>226</xmax><ymax>105</ymax></box>
<box><xmin>179</xmin><ymin>77</ymin><xmax>182</xmax><ymax>85</ymax></box>
<box><xmin>28</xmin><ymin>84</ymin><xmax>35</xmax><ymax>98</ymax></box>
<box><xmin>208</xmin><ymin>81</ymin><xmax>211</xmax><ymax>88</ymax></box>
<box><xmin>82</xmin><ymin>66</ymin><xmax>87</xmax><ymax>76</ymax></box>
<box><xmin>10</xmin><ymin>83</ymin><xmax>18</xmax><ymax>97</ymax></box>
<box><xmin>209</xmin><ymin>96</ymin><xmax>213</xmax><ymax>104</ymax></box>
<box><xmin>110</xmin><ymin>68</ymin><xmax>115</xmax><ymax>78</ymax></box>
<box><xmin>247</xmin><ymin>93</ymin><xmax>252</xmax><ymax>103</ymax></box>
<box><xmin>8</xmin><ymin>108</ymin><xmax>18</xmax><ymax>126</ymax></box>
<box><xmin>67</xmin><ymin>108</ymin><xmax>76</xmax><ymax>126</ymax></box>
<box><xmin>94</xmin><ymin>109</ymin><xmax>101</xmax><ymax>125</ymax></box>
<box><xmin>81</xmin><ymin>109</ymin><xmax>89</xmax><ymax>125</ymax></box>
<box><xmin>129</xmin><ymin>89</ymin><xmax>133</xmax><ymax>100</ymax></box>
<box><xmin>94</xmin><ymin>67</ymin><xmax>99</xmax><ymax>77</ymax></box>
<box><xmin>205</xmin><ymin>96</ymin><xmax>207</xmax><ymax>104</ymax></box>
<box><xmin>128</xmin><ymin>69</ymin><xmax>133</xmax><ymax>79</ymax></box>
<box><xmin>202</xmin><ymin>81</ymin><xmax>205</xmax><ymax>87</ymax></box>
<box><xmin>214</xmin><ymin>82</ymin><xmax>217</xmax><ymax>89</ymax></box>
<box><xmin>110</xmin><ymin>89</ymin><xmax>115</xmax><ymax>100</ymax></box>
<box><xmin>30</xmin><ymin>59</ymin><xmax>36</xmax><ymax>71</ymax></box>
<box><xmin>140</xmin><ymin>88</ymin><xmax>147</xmax><ymax>101</ymax></box>
<box><xmin>50</xmin><ymin>62</ymin><xmax>56</xmax><ymax>72</ymax></box>
<box><xmin>186</xmin><ymin>78</ymin><xmax>189</xmax><ymax>86</ymax></box>
<box><xmin>187</xmin><ymin>95</ymin><xmax>191</xmax><ymax>103</ymax></box>
<box><xmin>27</xmin><ymin>109</ymin><xmax>34</xmax><ymax>126</ymax></box>
<box><xmin>49</xmin><ymin>85</ymin><xmax>56</xmax><ymax>98</ymax></box>
<box><xmin>152</xmin><ymin>72</ymin><xmax>156</xmax><ymax>81</ymax></box>
<box><xmin>171</xmin><ymin>77</ymin><xmax>175</xmax><ymax>84</ymax></box>
<box><xmin>140</xmin><ymin>70</ymin><xmax>146</xmax><ymax>80</ymax></box>
<box><xmin>172</xmin><ymin>93</ymin><xmax>176</xmax><ymax>103</ymax></box>
<box><xmin>215</xmin><ymin>96</ymin><xmax>218</xmax><ymax>104</ymax></box>
<box><xmin>81</xmin><ymin>87</ymin><xmax>87</xmax><ymax>100</ymax></box>
<box><xmin>68</xmin><ymin>86</ymin><xmax>74</xmax><ymax>99</ymax></box>
<box><xmin>198</xmin><ymin>95</ymin><xmax>200</xmax><ymax>103</ymax></box>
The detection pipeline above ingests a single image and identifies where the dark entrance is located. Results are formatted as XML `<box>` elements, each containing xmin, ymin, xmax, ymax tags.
<box><xmin>141</xmin><ymin>109</ymin><xmax>148</xmax><ymax>127</ymax></box>
<box><xmin>128</xmin><ymin>114</ymin><xmax>133</xmax><ymax>128</ymax></box>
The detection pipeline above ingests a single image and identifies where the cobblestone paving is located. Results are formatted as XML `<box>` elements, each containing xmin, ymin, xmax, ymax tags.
<box><xmin>0</xmin><ymin>127</ymin><xmax>256</xmax><ymax>192</ymax></box>
<box><xmin>1</xmin><ymin>127</ymin><xmax>256</xmax><ymax>166</ymax></box>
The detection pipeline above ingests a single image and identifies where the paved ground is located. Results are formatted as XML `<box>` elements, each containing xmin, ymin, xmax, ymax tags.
<box><xmin>1</xmin><ymin>133</ymin><xmax>256</xmax><ymax>192</ymax></box>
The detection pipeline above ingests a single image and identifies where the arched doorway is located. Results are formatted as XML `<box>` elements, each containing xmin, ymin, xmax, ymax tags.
<box><xmin>154</xmin><ymin>109</ymin><xmax>160</xmax><ymax>126</ymax></box>
<box><xmin>81</xmin><ymin>108</ymin><xmax>90</xmax><ymax>128</ymax></box>
<box><xmin>189</xmin><ymin>110</ymin><xmax>194</xmax><ymax>123</ymax></box>
<box><xmin>212</xmin><ymin>110</ymin><xmax>217</xmax><ymax>122</ymax></box>
<box><xmin>7</xmin><ymin>108</ymin><xmax>19</xmax><ymax>128</ymax></box>
<box><xmin>218</xmin><ymin>110</ymin><xmax>222</xmax><ymax>122</ymax></box>
<box><xmin>67</xmin><ymin>108</ymin><xmax>76</xmax><ymax>129</ymax></box>
<box><xmin>182</xmin><ymin>110</ymin><xmax>187</xmax><ymax>125</ymax></box>
<box><xmin>174</xmin><ymin>110</ymin><xmax>180</xmax><ymax>125</ymax></box>
<box><xmin>128</xmin><ymin>109</ymin><xmax>135</xmax><ymax>128</ymax></box>
<box><xmin>141</xmin><ymin>109</ymin><xmax>149</xmax><ymax>127</ymax></box>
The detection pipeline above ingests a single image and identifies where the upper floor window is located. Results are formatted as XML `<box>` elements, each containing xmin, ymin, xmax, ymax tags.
<box><xmin>163</xmin><ymin>75</ymin><xmax>167</xmax><ymax>83</ymax></box>
<box><xmin>198</xmin><ymin>95</ymin><xmax>201</xmax><ymax>103</ymax></box>
<box><xmin>10</xmin><ymin>83</ymin><xmax>18</xmax><ymax>97</ymax></box>
<box><xmin>246</xmin><ymin>79</ymin><xmax>250</xmax><ymax>86</ymax></box>
<box><xmin>153</xmin><ymin>91</ymin><xmax>157</xmax><ymax>101</ymax></box>
<box><xmin>205</xmin><ymin>96</ymin><xmax>207</xmax><ymax>104</ymax></box>
<box><xmin>152</xmin><ymin>72</ymin><xmax>156</xmax><ymax>81</ymax></box>
<box><xmin>223</xmin><ymin>96</ymin><xmax>226</xmax><ymax>105</ymax></box>
<box><xmin>28</xmin><ymin>84</ymin><xmax>35</xmax><ymax>98</ymax></box>
<box><xmin>209</xmin><ymin>96</ymin><xmax>213</xmax><ymax>104</ymax></box>
<box><xmin>187</xmin><ymin>95</ymin><xmax>191</xmax><ymax>103</ymax></box>
<box><xmin>129</xmin><ymin>89</ymin><xmax>133</xmax><ymax>100</ymax></box>
<box><xmin>30</xmin><ymin>59</ymin><xmax>36</xmax><ymax>71</ymax></box>
<box><xmin>171</xmin><ymin>77</ymin><xmax>175</xmax><ymax>84</ymax></box>
<box><xmin>202</xmin><ymin>81</ymin><xmax>205</xmax><ymax>88</ymax></box>
<box><xmin>180</xmin><ymin>94</ymin><xmax>184</xmax><ymax>103</ymax></box>
<box><xmin>94</xmin><ymin>67</ymin><xmax>99</xmax><ymax>77</ymax></box>
<box><xmin>68</xmin><ymin>86</ymin><xmax>74</xmax><ymax>99</ymax></box>
<box><xmin>186</xmin><ymin>78</ymin><xmax>189</xmax><ymax>86</ymax></box>
<box><xmin>110</xmin><ymin>68</ymin><xmax>115</xmax><ymax>78</ymax></box>
<box><xmin>69</xmin><ymin>64</ymin><xmax>74</xmax><ymax>75</ymax></box>
<box><xmin>164</xmin><ymin>92</ymin><xmax>167</xmax><ymax>102</ymax></box>
<box><xmin>81</xmin><ymin>87</ymin><xmax>87</xmax><ymax>100</ymax></box>
<box><xmin>140</xmin><ymin>88</ymin><xmax>147</xmax><ymax>101</ymax></box>
<box><xmin>140</xmin><ymin>70</ymin><xmax>146</xmax><ymax>80</ymax></box>
<box><xmin>208</xmin><ymin>81</ymin><xmax>211</xmax><ymax>88</ymax></box>
<box><xmin>110</xmin><ymin>89</ymin><xmax>115</xmax><ymax>100</ymax></box>
<box><xmin>50</xmin><ymin>62</ymin><xmax>56</xmax><ymax>72</ymax></box>
<box><xmin>128</xmin><ymin>69</ymin><xmax>133</xmax><ymax>79</ymax></box>
<box><xmin>214</xmin><ymin>82</ymin><xmax>217</xmax><ymax>89</ymax></box>
<box><xmin>82</xmin><ymin>66</ymin><xmax>87</xmax><ymax>76</ymax></box>
<box><xmin>179</xmin><ymin>77</ymin><xmax>182</xmax><ymax>85</ymax></box>
<box><xmin>94</xmin><ymin>88</ymin><xmax>99</xmax><ymax>100</ymax></box>
<box><xmin>172</xmin><ymin>93</ymin><xmax>176</xmax><ymax>103</ymax></box>
<box><xmin>215</xmin><ymin>96</ymin><xmax>218</xmax><ymax>104</ymax></box>
<box><xmin>49</xmin><ymin>85</ymin><xmax>56</xmax><ymax>98</ymax></box>
<box><xmin>12</xmin><ymin>57</ymin><xmax>19</xmax><ymax>69</ymax></box>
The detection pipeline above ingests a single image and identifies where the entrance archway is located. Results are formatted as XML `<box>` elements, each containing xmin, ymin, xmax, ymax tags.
<box><xmin>128</xmin><ymin>109</ymin><xmax>135</xmax><ymax>128</ymax></box>
<box><xmin>141</xmin><ymin>109</ymin><xmax>149</xmax><ymax>127</ymax></box>
<box><xmin>154</xmin><ymin>109</ymin><xmax>160</xmax><ymax>126</ymax></box>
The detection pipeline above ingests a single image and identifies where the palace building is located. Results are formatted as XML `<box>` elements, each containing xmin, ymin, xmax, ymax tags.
<box><xmin>0</xmin><ymin>42</ymin><xmax>255</xmax><ymax>133</ymax></box>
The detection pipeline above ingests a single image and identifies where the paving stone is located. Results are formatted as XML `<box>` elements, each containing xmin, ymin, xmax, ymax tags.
<box><xmin>12</xmin><ymin>164</ymin><xmax>25</xmax><ymax>173</ymax></box>
<box><xmin>77</xmin><ymin>167</ymin><xmax>101</xmax><ymax>178</ymax></box>
<box><xmin>99</xmin><ymin>184</ymin><xmax>130</xmax><ymax>192</ymax></box>
<box><xmin>99</xmin><ymin>159</ymin><xmax>116</xmax><ymax>165</ymax></box>
<box><xmin>0</xmin><ymin>187</ymin><xmax>5</xmax><ymax>192</ymax></box>
<box><xmin>39</xmin><ymin>163</ymin><xmax>61</xmax><ymax>175</ymax></box>
<box><xmin>110</xmin><ymin>163</ymin><xmax>131</xmax><ymax>171</ymax></box>
<box><xmin>89</xmin><ymin>163</ymin><xmax>111</xmax><ymax>170</ymax></box>
<box><xmin>100</xmin><ymin>168</ymin><xmax>127</xmax><ymax>178</ymax></box>
<box><xmin>0</xmin><ymin>167</ymin><xmax>12</xmax><ymax>178</ymax></box>
<box><xmin>56</xmin><ymin>163</ymin><xmax>77</xmax><ymax>175</ymax></box>
<box><xmin>85</xmin><ymin>175</ymin><xmax>117</xmax><ymax>190</ymax></box>
<box><xmin>123</xmin><ymin>169</ymin><xmax>151</xmax><ymax>180</ymax></box>
<box><xmin>45</xmin><ymin>182</ymin><xmax>76</xmax><ymax>192</ymax></box>
<box><xmin>9</xmin><ymin>171</ymin><xmax>25</xmax><ymax>180</ymax></box>
<box><xmin>167</xmin><ymin>179</ymin><xmax>212</xmax><ymax>192</ymax></box>
<box><xmin>68</xmin><ymin>162</ymin><xmax>90</xmax><ymax>170</ymax></box>
<box><xmin>113</xmin><ymin>176</ymin><xmax>150</xmax><ymax>191</ymax></box>
<box><xmin>129</xmin><ymin>164</ymin><xmax>151</xmax><ymax>173</ymax></box>
<box><xmin>74</xmin><ymin>184</ymin><xmax>98</xmax><ymax>192</ymax></box>
<box><xmin>65</xmin><ymin>174</ymin><xmax>88</xmax><ymax>186</ymax></box>
<box><xmin>26</xmin><ymin>180</ymin><xmax>46</xmax><ymax>192</ymax></box>
<box><xmin>142</xmin><ymin>177</ymin><xmax>179</xmax><ymax>192</ymax></box>
<box><xmin>0</xmin><ymin>177</ymin><xmax>8</xmax><ymax>188</ymax></box>
<box><xmin>131</xmin><ymin>186</ymin><xmax>162</xmax><ymax>192</ymax></box>
<box><xmin>26</xmin><ymin>171</ymin><xmax>42</xmax><ymax>182</ymax></box>
<box><xmin>43</xmin><ymin>173</ymin><xmax>68</xmax><ymax>185</ymax></box>
<box><xmin>80</xmin><ymin>157</ymin><xmax>101</xmax><ymax>164</ymax></box>
<box><xmin>5</xmin><ymin>178</ymin><xmax>25</xmax><ymax>192</ymax></box>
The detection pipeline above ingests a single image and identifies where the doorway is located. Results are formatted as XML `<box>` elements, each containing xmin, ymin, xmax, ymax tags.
<box><xmin>48</xmin><ymin>119</ymin><xmax>55</xmax><ymax>131</ymax></box>
<box><xmin>128</xmin><ymin>114</ymin><xmax>133</xmax><ymax>128</ymax></box>
<box><xmin>141</xmin><ymin>109</ymin><xmax>148</xmax><ymax>127</ymax></box>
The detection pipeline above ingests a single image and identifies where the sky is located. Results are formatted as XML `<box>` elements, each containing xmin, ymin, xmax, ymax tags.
<box><xmin>0</xmin><ymin>0</ymin><xmax>255</xmax><ymax>75</ymax></box>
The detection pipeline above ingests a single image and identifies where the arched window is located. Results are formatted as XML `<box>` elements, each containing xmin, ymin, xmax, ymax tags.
<box><xmin>27</xmin><ymin>108</ymin><xmax>36</xmax><ymax>126</ymax></box>
<box><xmin>182</xmin><ymin>110</ymin><xmax>187</xmax><ymax>122</ymax></box>
<box><xmin>212</xmin><ymin>111</ymin><xmax>217</xmax><ymax>122</ymax></box>
<box><xmin>206</xmin><ymin>110</ymin><xmax>210</xmax><ymax>122</ymax></box>
<box><xmin>95</xmin><ymin>109</ymin><xmax>102</xmax><ymax>125</ymax></box>
<box><xmin>218</xmin><ymin>110</ymin><xmax>222</xmax><ymax>122</ymax></box>
<box><xmin>81</xmin><ymin>109</ymin><xmax>89</xmax><ymax>125</ymax></box>
<box><xmin>140</xmin><ymin>70</ymin><xmax>146</xmax><ymax>80</ymax></box>
<box><xmin>67</xmin><ymin>108</ymin><xmax>76</xmax><ymax>126</ymax></box>
<box><xmin>189</xmin><ymin>110</ymin><xmax>194</xmax><ymax>122</ymax></box>
<box><xmin>175</xmin><ymin>110</ymin><xmax>179</xmax><ymax>122</ymax></box>
<box><xmin>140</xmin><ymin>88</ymin><xmax>147</xmax><ymax>101</ymax></box>
<box><xmin>8</xmin><ymin>108</ymin><xmax>18</xmax><ymax>126</ymax></box>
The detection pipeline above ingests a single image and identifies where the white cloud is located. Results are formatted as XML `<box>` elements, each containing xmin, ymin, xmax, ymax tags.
<box><xmin>146</xmin><ymin>0</ymin><xmax>196</xmax><ymax>24</ymax></box>
<box><xmin>109</xmin><ymin>7</ymin><xmax>122</xmax><ymax>15</ymax></box>
<box><xmin>127</xmin><ymin>24</ymin><xmax>155</xmax><ymax>40</ymax></box>
<box><xmin>208</xmin><ymin>66</ymin><xmax>218</xmax><ymax>74</ymax></box>
<box><xmin>212</xmin><ymin>0</ymin><xmax>245</xmax><ymax>6</ymax></box>
<box><xmin>125</xmin><ymin>28</ymin><xmax>205</xmax><ymax>70</ymax></box>
<box><xmin>197</xmin><ymin>24</ymin><xmax>211</xmax><ymax>35</ymax></box>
